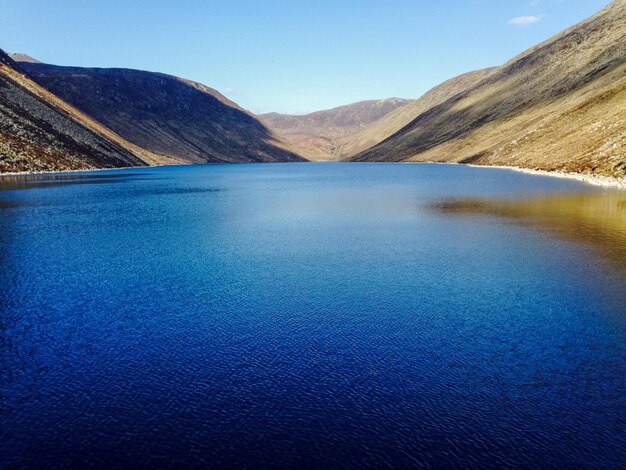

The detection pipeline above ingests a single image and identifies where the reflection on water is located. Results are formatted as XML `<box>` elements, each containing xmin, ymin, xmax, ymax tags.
<box><xmin>0</xmin><ymin>171</ymin><xmax>159</xmax><ymax>191</ymax></box>
<box><xmin>434</xmin><ymin>191</ymin><xmax>626</xmax><ymax>274</ymax></box>
<box><xmin>0</xmin><ymin>170</ymin><xmax>218</xmax><ymax>208</ymax></box>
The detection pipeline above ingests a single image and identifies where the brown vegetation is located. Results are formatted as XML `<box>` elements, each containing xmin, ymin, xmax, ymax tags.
<box><xmin>337</xmin><ymin>68</ymin><xmax>497</xmax><ymax>159</ymax></box>
<box><xmin>260</xmin><ymin>99</ymin><xmax>412</xmax><ymax>160</ymax></box>
<box><xmin>350</xmin><ymin>0</ymin><xmax>626</xmax><ymax>179</ymax></box>
<box><xmin>0</xmin><ymin>50</ymin><xmax>152</xmax><ymax>173</ymax></box>
<box><xmin>21</xmin><ymin>63</ymin><xmax>305</xmax><ymax>164</ymax></box>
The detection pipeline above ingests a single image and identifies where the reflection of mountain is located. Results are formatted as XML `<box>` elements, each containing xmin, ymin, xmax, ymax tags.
<box><xmin>434</xmin><ymin>191</ymin><xmax>626</xmax><ymax>275</ymax></box>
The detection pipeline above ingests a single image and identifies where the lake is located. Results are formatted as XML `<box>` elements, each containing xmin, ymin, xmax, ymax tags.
<box><xmin>1</xmin><ymin>163</ymin><xmax>624</xmax><ymax>468</ymax></box>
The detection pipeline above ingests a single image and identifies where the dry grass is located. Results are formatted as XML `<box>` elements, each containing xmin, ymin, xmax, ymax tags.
<box><xmin>351</xmin><ymin>0</ymin><xmax>626</xmax><ymax>179</ymax></box>
<box><xmin>22</xmin><ymin>64</ymin><xmax>306</xmax><ymax>164</ymax></box>
<box><xmin>337</xmin><ymin>68</ymin><xmax>497</xmax><ymax>159</ymax></box>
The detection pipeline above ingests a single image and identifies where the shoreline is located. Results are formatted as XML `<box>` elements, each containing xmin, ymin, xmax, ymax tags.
<box><xmin>0</xmin><ymin>165</ymin><xmax>144</xmax><ymax>178</ymax></box>
<box><xmin>400</xmin><ymin>161</ymin><xmax>626</xmax><ymax>190</ymax></box>
<box><xmin>1</xmin><ymin>161</ymin><xmax>625</xmax><ymax>190</ymax></box>
<box><xmin>465</xmin><ymin>163</ymin><xmax>626</xmax><ymax>190</ymax></box>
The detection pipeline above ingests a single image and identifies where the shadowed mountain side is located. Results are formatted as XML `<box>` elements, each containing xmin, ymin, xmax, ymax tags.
<box><xmin>432</xmin><ymin>190</ymin><xmax>626</xmax><ymax>275</ymax></box>
<box><xmin>0</xmin><ymin>49</ymin><xmax>157</xmax><ymax>173</ymax></box>
<box><xmin>260</xmin><ymin>98</ymin><xmax>412</xmax><ymax>160</ymax></box>
<box><xmin>20</xmin><ymin>63</ymin><xmax>306</xmax><ymax>164</ymax></box>
<box><xmin>350</xmin><ymin>1</ymin><xmax>626</xmax><ymax>179</ymax></box>
<box><xmin>336</xmin><ymin>68</ymin><xmax>497</xmax><ymax>159</ymax></box>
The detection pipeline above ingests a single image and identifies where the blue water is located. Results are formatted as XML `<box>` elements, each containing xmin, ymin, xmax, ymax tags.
<box><xmin>1</xmin><ymin>163</ymin><xmax>625</xmax><ymax>468</ymax></box>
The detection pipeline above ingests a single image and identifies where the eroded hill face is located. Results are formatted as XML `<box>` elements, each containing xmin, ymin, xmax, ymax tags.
<box><xmin>260</xmin><ymin>99</ymin><xmax>413</xmax><ymax>160</ymax></box>
<box><xmin>350</xmin><ymin>0</ymin><xmax>626</xmax><ymax>178</ymax></box>
<box><xmin>20</xmin><ymin>63</ymin><xmax>305</xmax><ymax>164</ymax></box>
<box><xmin>0</xmin><ymin>50</ymin><xmax>149</xmax><ymax>173</ymax></box>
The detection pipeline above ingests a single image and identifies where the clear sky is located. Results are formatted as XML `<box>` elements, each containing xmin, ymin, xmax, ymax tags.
<box><xmin>0</xmin><ymin>0</ymin><xmax>612</xmax><ymax>114</ymax></box>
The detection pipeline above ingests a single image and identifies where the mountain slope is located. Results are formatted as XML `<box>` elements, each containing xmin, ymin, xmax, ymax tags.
<box><xmin>351</xmin><ymin>0</ymin><xmax>626</xmax><ymax>179</ymax></box>
<box><xmin>19</xmin><ymin>62</ymin><xmax>305</xmax><ymax>164</ymax></box>
<box><xmin>336</xmin><ymin>68</ymin><xmax>497</xmax><ymax>159</ymax></box>
<box><xmin>8</xmin><ymin>53</ymin><xmax>40</xmax><ymax>64</ymax></box>
<box><xmin>260</xmin><ymin>98</ymin><xmax>412</xmax><ymax>160</ymax></box>
<box><xmin>0</xmin><ymin>49</ymin><xmax>153</xmax><ymax>173</ymax></box>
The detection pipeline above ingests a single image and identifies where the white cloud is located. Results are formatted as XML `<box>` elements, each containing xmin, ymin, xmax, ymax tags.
<box><xmin>508</xmin><ymin>15</ymin><xmax>542</xmax><ymax>26</ymax></box>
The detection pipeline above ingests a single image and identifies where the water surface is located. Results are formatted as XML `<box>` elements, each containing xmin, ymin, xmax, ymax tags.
<box><xmin>1</xmin><ymin>163</ymin><xmax>625</xmax><ymax>468</ymax></box>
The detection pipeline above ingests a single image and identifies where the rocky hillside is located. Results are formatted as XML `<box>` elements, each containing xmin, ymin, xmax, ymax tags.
<box><xmin>260</xmin><ymin>98</ymin><xmax>412</xmax><ymax>160</ymax></box>
<box><xmin>20</xmin><ymin>62</ymin><xmax>305</xmax><ymax>164</ymax></box>
<box><xmin>0</xmin><ymin>49</ymin><xmax>152</xmax><ymax>173</ymax></box>
<box><xmin>350</xmin><ymin>0</ymin><xmax>626</xmax><ymax>178</ymax></box>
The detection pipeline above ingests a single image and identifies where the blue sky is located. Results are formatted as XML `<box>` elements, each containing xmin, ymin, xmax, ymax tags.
<box><xmin>0</xmin><ymin>0</ymin><xmax>612</xmax><ymax>114</ymax></box>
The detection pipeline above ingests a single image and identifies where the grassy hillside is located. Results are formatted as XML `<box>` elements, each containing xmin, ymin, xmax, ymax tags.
<box><xmin>336</xmin><ymin>68</ymin><xmax>497</xmax><ymax>159</ymax></box>
<box><xmin>20</xmin><ymin>63</ymin><xmax>305</xmax><ymax>164</ymax></box>
<box><xmin>351</xmin><ymin>0</ymin><xmax>626</xmax><ymax>179</ymax></box>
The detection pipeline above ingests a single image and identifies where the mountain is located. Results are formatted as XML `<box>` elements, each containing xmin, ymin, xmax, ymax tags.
<box><xmin>0</xmin><ymin>49</ymin><xmax>154</xmax><ymax>173</ymax></box>
<box><xmin>8</xmin><ymin>53</ymin><xmax>40</xmax><ymax>64</ymax></box>
<box><xmin>260</xmin><ymin>98</ymin><xmax>412</xmax><ymax>160</ymax></box>
<box><xmin>19</xmin><ymin>62</ymin><xmax>305</xmax><ymax>164</ymax></box>
<box><xmin>350</xmin><ymin>0</ymin><xmax>626</xmax><ymax>179</ymax></box>
<box><xmin>335</xmin><ymin>68</ymin><xmax>497</xmax><ymax>159</ymax></box>
<box><xmin>260</xmin><ymin>69</ymin><xmax>496</xmax><ymax>162</ymax></box>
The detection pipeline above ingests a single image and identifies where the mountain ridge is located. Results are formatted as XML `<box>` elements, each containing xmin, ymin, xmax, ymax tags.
<box><xmin>8</xmin><ymin>53</ymin><xmax>40</xmax><ymax>64</ymax></box>
<box><xmin>3</xmin><ymin>0</ymin><xmax>624</xmax><ymax>178</ymax></box>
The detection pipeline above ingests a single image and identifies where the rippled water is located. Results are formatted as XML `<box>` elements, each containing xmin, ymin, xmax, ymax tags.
<box><xmin>1</xmin><ymin>163</ymin><xmax>625</xmax><ymax>468</ymax></box>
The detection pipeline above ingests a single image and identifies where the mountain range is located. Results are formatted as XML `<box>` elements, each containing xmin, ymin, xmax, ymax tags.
<box><xmin>0</xmin><ymin>51</ymin><xmax>304</xmax><ymax>173</ymax></box>
<box><xmin>260</xmin><ymin>98</ymin><xmax>412</xmax><ymax>160</ymax></box>
<box><xmin>1</xmin><ymin>0</ymin><xmax>624</xmax><ymax>178</ymax></box>
<box><xmin>261</xmin><ymin>69</ymin><xmax>498</xmax><ymax>161</ymax></box>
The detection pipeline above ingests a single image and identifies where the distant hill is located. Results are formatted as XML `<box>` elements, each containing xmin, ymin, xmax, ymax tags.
<box><xmin>0</xmin><ymin>49</ymin><xmax>153</xmax><ymax>173</ymax></box>
<box><xmin>261</xmin><ymin>69</ymin><xmax>497</xmax><ymax>161</ymax></box>
<box><xmin>260</xmin><ymin>98</ymin><xmax>412</xmax><ymax>160</ymax></box>
<box><xmin>9</xmin><ymin>53</ymin><xmax>41</xmax><ymax>64</ymax></box>
<box><xmin>350</xmin><ymin>1</ymin><xmax>626</xmax><ymax>178</ymax></box>
<box><xmin>19</xmin><ymin>62</ymin><xmax>305</xmax><ymax>164</ymax></box>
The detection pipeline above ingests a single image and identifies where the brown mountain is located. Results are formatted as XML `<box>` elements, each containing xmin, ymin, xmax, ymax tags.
<box><xmin>0</xmin><ymin>49</ymin><xmax>154</xmax><ymax>173</ymax></box>
<box><xmin>335</xmin><ymin>68</ymin><xmax>497</xmax><ymax>159</ymax></box>
<box><xmin>8</xmin><ymin>53</ymin><xmax>41</xmax><ymax>64</ymax></box>
<box><xmin>260</xmin><ymin>98</ymin><xmax>412</xmax><ymax>160</ymax></box>
<box><xmin>350</xmin><ymin>0</ymin><xmax>626</xmax><ymax>179</ymax></box>
<box><xmin>19</xmin><ymin>62</ymin><xmax>305</xmax><ymax>164</ymax></box>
